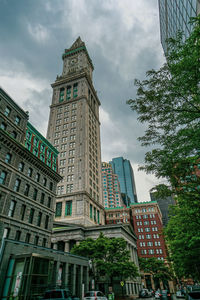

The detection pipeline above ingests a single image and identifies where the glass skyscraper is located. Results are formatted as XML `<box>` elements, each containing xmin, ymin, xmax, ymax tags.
<box><xmin>158</xmin><ymin>0</ymin><xmax>200</xmax><ymax>55</ymax></box>
<box><xmin>110</xmin><ymin>157</ymin><xmax>138</xmax><ymax>205</ymax></box>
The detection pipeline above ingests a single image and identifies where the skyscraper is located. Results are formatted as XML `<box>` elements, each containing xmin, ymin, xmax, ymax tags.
<box><xmin>110</xmin><ymin>157</ymin><xmax>138</xmax><ymax>205</ymax></box>
<box><xmin>46</xmin><ymin>37</ymin><xmax>105</xmax><ymax>226</ymax></box>
<box><xmin>101</xmin><ymin>162</ymin><xmax>124</xmax><ymax>208</ymax></box>
<box><xmin>158</xmin><ymin>0</ymin><xmax>200</xmax><ymax>55</ymax></box>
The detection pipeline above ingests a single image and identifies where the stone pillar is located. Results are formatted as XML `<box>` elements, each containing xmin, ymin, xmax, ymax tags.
<box><xmin>64</xmin><ymin>263</ymin><xmax>69</xmax><ymax>287</ymax></box>
<box><xmin>65</xmin><ymin>241</ymin><xmax>70</xmax><ymax>252</ymax></box>
<box><xmin>72</xmin><ymin>264</ymin><xmax>77</xmax><ymax>295</ymax></box>
<box><xmin>53</xmin><ymin>243</ymin><xmax>57</xmax><ymax>250</ymax></box>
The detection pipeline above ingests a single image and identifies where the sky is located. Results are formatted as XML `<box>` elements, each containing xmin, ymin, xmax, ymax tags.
<box><xmin>0</xmin><ymin>0</ymin><xmax>166</xmax><ymax>202</ymax></box>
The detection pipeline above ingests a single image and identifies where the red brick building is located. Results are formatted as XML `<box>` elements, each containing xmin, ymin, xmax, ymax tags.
<box><xmin>131</xmin><ymin>201</ymin><xmax>167</xmax><ymax>260</ymax></box>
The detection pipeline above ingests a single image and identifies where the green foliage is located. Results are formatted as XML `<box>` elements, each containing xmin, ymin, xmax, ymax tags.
<box><xmin>127</xmin><ymin>16</ymin><xmax>200</xmax><ymax>280</ymax></box>
<box><xmin>127</xmin><ymin>16</ymin><xmax>200</xmax><ymax>180</ymax></box>
<box><xmin>71</xmin><ymin>233</ymin><xmax>139</xmax><ymax>283</ymax></box>
<box><xmin>139</xmin><ymin>257</ymin><xmax>173</xmax><ymax>282</ymax></box>
<box><xmin>164</xmin><ymin>194</ymin><xmax>200</xmax><ymax>280</ymax></box>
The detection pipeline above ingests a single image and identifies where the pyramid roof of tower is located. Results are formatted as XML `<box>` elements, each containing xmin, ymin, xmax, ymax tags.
<box><xmin>62</xmin><ymin>37</ymin><xmax>94</xmax><ymax>69</ymax></box>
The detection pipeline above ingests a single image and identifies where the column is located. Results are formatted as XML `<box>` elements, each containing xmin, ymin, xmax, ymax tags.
<box><xmin>65</xmin><ymin>241</ymin><xmax>70</xmax><ymax>252</ymax></box>
<box><xmin>72</xmin><ymin>264</ymin><xmax>77</xmax><ymax>296</ymax></box>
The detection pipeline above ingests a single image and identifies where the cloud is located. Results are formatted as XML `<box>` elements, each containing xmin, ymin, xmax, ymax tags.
<box><xmin>0</xmin><ymin>0</ymin><xmax>165</xmax><ymax>201</ymax></box>
<box><xmin>27</xmin><ymin>23</ymin><xmax>50</xmax><ymax>43</ymax></box>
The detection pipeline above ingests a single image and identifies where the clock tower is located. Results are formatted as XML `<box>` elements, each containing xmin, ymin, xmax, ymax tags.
<box><xmin>46</xmin><ymin>37</ymin><xmax>105</xmax><ymax>226</ymax></box>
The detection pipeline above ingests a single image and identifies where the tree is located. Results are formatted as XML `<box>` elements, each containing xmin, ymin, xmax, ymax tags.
<box><xmin>71</xmin><ymin>233</ymin><xmax>139</xmax><ymax>285</ymax></box>
<box><xmin>139</xmin><ymin>257</ymin><xmax>173</xmax><ymax>283</ymax></box>
<box><xmin>127</xmin><ymin>16</ymin><xmax>200</xmax><ymax>181</ymax></box>
<box><xmin>127</xmin><ymin>16</ymin><xmax>200</xmax><ymax>280</ymax></box>
<box><xmin>164</xmin><ymin>193</ymin><xmax>200</xmax><ymax>280</ymax></box>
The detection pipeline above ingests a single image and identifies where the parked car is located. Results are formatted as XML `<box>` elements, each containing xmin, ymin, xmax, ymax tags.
<box><xmin>186</xmin><ymin>286</ymin><xmax>200</xmax><ymax>300</ymax></box>
<box><xmin>42</xmin><ymin>289</ymin><xmax>80</xmax><ymax>300</ymax></box>
<box><xmin>160</xmin><ymin>290</ymin><xmax>171</xmax><ymax>300</ymax></box>
<box><xmin>155</xmin><ymin>290</ymin><xmax>161</xmax><ymax>299</ymax></box>
<box><xmin>176</xmin><ymin>290</ymin><xmax>185</xmax><ymax>298</ymax></box>
<box><xmin>139</xmin><ymin>289</ymin><xmax>152</xmax><ymax>298</ymax></box>
<box><xmin>83</xmin><ymin>291</ymin><xmax>107</xmax><ymax>300</ymax></box>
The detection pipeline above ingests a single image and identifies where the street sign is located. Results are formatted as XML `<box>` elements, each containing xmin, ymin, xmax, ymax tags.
<box><xmin>120</xmin><ymin>281</ymin><xmax>124</xmax><ymax>287</ymax></box>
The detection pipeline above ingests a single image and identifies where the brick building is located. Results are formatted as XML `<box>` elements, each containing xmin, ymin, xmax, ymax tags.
<box><xmin>131</xmin><ymin>201</ymin><xmax>167</xmax><ymax>260</ymax></box>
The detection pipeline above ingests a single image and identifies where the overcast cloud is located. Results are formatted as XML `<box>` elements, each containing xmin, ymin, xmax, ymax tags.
<box><xmin>0</xmin><ymin>0</ymin><xmax>166</xmax><ymax>202</ymax></box>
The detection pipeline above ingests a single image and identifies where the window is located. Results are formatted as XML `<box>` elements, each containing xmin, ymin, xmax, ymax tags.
<box><xmin>4</xmin><ymin>107</ymin><xmax>11</xmax><ymax>117</ymax></box>
<box><xmin>11</xmin><ymin>131</ymin><xmax>17</xmax><ymax>139</ymax></box>
<box><xmin>147</xmin><ymin>241</ymin><xmax>153</xmax><ymax>246</ymax></box>
<box><xmin>15</xmin><ymin>230</ymin><xmax>21</xmax><ymax>241</ymax></box>
<box><xmin>27</xmin><ymin>168</ymin><xmax>33</xmax><ymax>177</ymax></box>
<box><xmin>143</xmin><ymin>214</ymin><xmax>148</xmax><ymax>219</ymax></box>
<box><xmin>42</xmin><ymin>238</ymin><xmax>47</xmax><ymax>247</ymax></box>
<box><xmin>25</xmin><ymin>233</ymin><xmax>31</xmax><ymax>243</ymax></box>
<box><xmin>69</xmin><ymin>142</ymin><xmax>75</xmax><ymax>148</ymax></box>
<box><xmin>37</xmin><ymin>212</ymin><xmax>42</xmax><ymax>227</ymax></box>
<box><xmin>66</xmin><ymin>184</ymin><xmax>73</xmax><ymax>193</ymax></box>
<box><xmin>68</xmin><ymin>157</ymin><xmax>74</xmax><ymax>164</ymax></box>
<box><xmin>49</xmin><ymin>182</ymin><xmax>53</xmax><ymax>191</ymax></box>
<box><xmin>43</xmin><ymin>178</ymin><xmax>47</xmax><ymax>187</ymax></box>
<box><xmin>90</xmin><ymin>204</ymin><xmax>93</xmax><ymax>219</ymax></box>
<box><xmin>1</xmin><ymin>122</ymin><xmax>7</xmax><ymax>130</ymax></box>
<box><xmin>55</xmin><ymin>202</ymin><xmax>62</xmax><ymax>217</ymax></box>
<box><xmin>68</xmin><ymin>166</ymin><xmax>74</xmax><ymax>172</ymax></box>
<box><xmin>18</xmin><ymin>162</ymin><xmax>24</xmax><ymax>172</ymax></box>
<box><xmin>14</xmin><ymin>179</ymin><xmax>21</xmax><ymax>192</ymax></box>
<box><xmin>45</xmin><ymin>215</ymin><xmax>49</xmax><ymax>229</ymax></box>
<box><xmin>8</xmin><ymin>200</ymin><xmax>16</xmax><ymax>217</ymax></box>
<box><xmin>47</xmin><ymin>197</ymin><xmax>51</xmax><ymax>208</ymax></box>
<box><xmin>5</xmin><ymin>153</ymin><xmax>12</xmax><ymax>164</ymax></box>
<box><xmin>15</xmin><ymin>116</ymin><xmax>21</xmax><ymax>125</ymax></box>
<box><xmin>40</xmin><ymin>192</ymin><xmax>45</xmax><ymax>204</ymax></box>
<box><xmin>67</xmin><ymin>174</ymin><xmax>74</xmax><ymax>182</ymax></box>
<box><xmin>94</xmin><ymin>207</ymin><xmax>96</xmax><ymax>222</ymax></box>
<box><xmin>20</xmin><ymin>204</ymin><xmax>26</xmax><ymax>221</ymax></box>
<box><xmin>33</xmin><ymin>188</ymin><xmax>38</xmax><ymax>200</ymax></box>
<box><xmin>0</xmin><ymin>171</ymin><xmax>7</xmax><ymax>184</ymax></box>
<box><xmin>66</xmin><ymin>85</ymin><xmax>71</xmax><ymax>100</ymax></box>
<box><xmin>35</xmin><ymin>173</ymin><xmax>40</xmax><ymax>182</ymax></box>
<box><xmin>146</xmin><ymin>234</ymin><xmax>152</xmax><ymax>239</ymax></box>
<box><xmin>145</xmin><ymin>227</ymin><xmax>150</xmax><ymax>232</ymax></box>
<box><xmin>73</xmin><ymin>83</ymin><xmax>78</xmax><ymax>98</ymax></box>
<box><xmin>57</xmin><ymin>186</ymin><xmax>64</xmax><ymax>195</ymax></box>
<box><xmin>148</xmin><ymin>249</ymin><xmax>154</xmax><ymax>254</ymax></box>
<box><xmin>69</xmin><ymin>149</ymin><xmax>75</xmax><ymax>156</ymax></box>
<box><xmin>29</xmin><ymin>208</ymin><xmax>35</xmax><ymax>224</ymax></box>
<box><xmin>24</xmin><ymin>184</ymin><xmax>30</xmax><ymax>196</ymax></box>
<box><xmin>34</xmin><ymin>235</ymin><xmax>39</xmax><ymax>245</ymax></box>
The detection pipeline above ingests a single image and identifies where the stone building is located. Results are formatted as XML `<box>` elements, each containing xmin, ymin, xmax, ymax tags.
<box><xmin>52</xmin><ymin>222</ymin><xmax>141</xmax><ymax>296</ymax></box>
<box><xmin>0</xmin><ymin>87</ymin><xmax>89</xmax><ymax>299</ymax></box>
<box><xmin>47</xmin><ymin>37</ymin><xmax>105</xmax><ymax>226</ymax></box>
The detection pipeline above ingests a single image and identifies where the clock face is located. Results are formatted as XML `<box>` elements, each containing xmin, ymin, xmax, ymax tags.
<box><xmin>70</xmin><ymin>58</ymin><xmax>77</xmax><ymax>65</ymax></box>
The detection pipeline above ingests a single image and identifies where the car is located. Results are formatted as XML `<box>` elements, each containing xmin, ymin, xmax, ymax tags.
<box><xmin>83</xmin><ymin>291</ymin><xmax>107</xmax><ymax>300</ymax></box>
<box><xmin>155</xmin><ymin>290</ymin><xmax>161</xmax><ymax>299</ymax></box>
<box><xmin>186</xmin><ymin>286</ymin><xmax>200</xmax><ymax>300</ymax></box>
<box><xmin>176</xmin><ymin>290</ymin><xmax>185</xmax><ymax>298</ymax></box>
<box><xmin>139</xmin><ymin>289</ymin><xmax>152</xmax><ymax>298</ymax></box>
<box><xmin>42</xmin><ymin>289</ymin><xmax>80</xmax><ymax>300</ymax></box>
<box><xmin>160</xmin><ymin>290</ymin><xmax>171</xmax><ymax>300</ymax></box>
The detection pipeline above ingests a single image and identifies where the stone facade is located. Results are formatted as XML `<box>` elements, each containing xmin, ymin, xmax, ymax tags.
<box><xmin>46</xmin><ymin>37</ymin><xmax>105</xmax><ymax>226</ymax></box>
<box><xmin>0</xmin><ymin>87</ymin><xmax>89</xmax><ymax>299</ymax></box>
<box><xmin>52</xmin><ymin>222</ymin><xmax>142</xmax><ymax>296</ymax></box>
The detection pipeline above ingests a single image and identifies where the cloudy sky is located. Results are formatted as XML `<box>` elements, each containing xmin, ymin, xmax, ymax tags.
<box><xmin>0</xmin><ymin>0</ymin><xmax>166</xmax><ymax>202</ymax></box>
